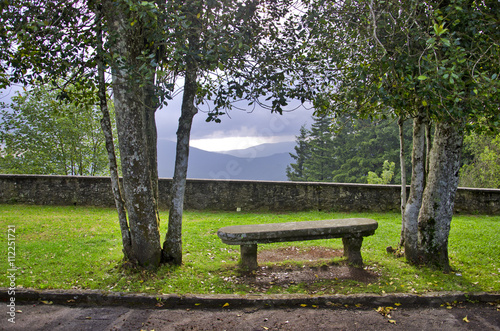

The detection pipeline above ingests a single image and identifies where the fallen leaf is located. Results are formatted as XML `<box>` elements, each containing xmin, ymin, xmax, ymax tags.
<box><xmin>388</xmin><ymin>320</ymin><xmax>397</xmax><ymax>324</ymax></box>
<box><xmin>195</xmin><ymin>303</ymin><xmax>201</xmax><ymax>306</ymax></box>
<box><xmin>41</xmin><ymin>301</ymin><xmax>53</xmax><ymax>305</ymax></box>
<box><xmin>262</xmin><ymin>327</ymin><xmax>269</xmax><ymax>330</ymax></box>
<box><xmin>222</xmin><ymin>303</ymin><xmax>230</xmax><ymax>308</ymax></box>
<box><xmin>67</xmin><ymin>299</ymin><xmax>75</xmax><ymax>303</ymax></box>
<box><xmin>463</xmin><ymin>316</ymin><xmax>469</xmax><ymax>323</ymax></box>
<box><xmin>300</xmin><ymin>304</ymin><xmax>307</xmax><ymax>307</ymax></box>
<box><xmin>376</xmin><ymin>306</ymin><xmax>394</xmax><ymax>317</ymax></box>
<box><xmin>446</xmin><ymin>306</ymin><xmax>453</xmax><ymax>310</ymax></box>
<box><xmin>394</xmin><ymin>303</ymin><xmax>401</xmax><ymax>306</ymax></box>
<box><xmin>15</xmin><ymin>310</ymin><xmax>22</xmax><ymax>313</ymax></box>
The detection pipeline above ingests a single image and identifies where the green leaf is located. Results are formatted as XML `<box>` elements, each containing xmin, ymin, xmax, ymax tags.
<box><xmin>433</xmin><ymin>23</ymin><xmax>448</xmax><ymax>36</ymax></box>
<box><xmin>417</xmin><ymin>75</ymin><xmax>428</xmax><ymax>81</ymax></box>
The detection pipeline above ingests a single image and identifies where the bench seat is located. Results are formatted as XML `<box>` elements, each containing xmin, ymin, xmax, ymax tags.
<box><xmin>217</xmin><ymin>218</ymin><xmax>378</xmax><ymax>270</ymax></box>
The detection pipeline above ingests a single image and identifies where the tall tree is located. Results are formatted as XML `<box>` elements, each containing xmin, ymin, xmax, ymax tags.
<box><xmin>162</xmin><ymin>0</ymin><xmax>289</xmax><ymax>264</ymax></box>
<box><xmin>290</xmin><ymin>0</ymin><xmax>500</xmax><ymax>271</ymax></box>
<box><xmin>2</xmin><ymin>0</ymin><xmax>164</xmax><ymax>267</ymax></box>
<box><xmin>1</xmin><ymin>0</ymin><xmax>291</xmax><ymax>268</ymax></box>
<box><xmin>304</xmin><ymin>114</ymin><xmax>336</xmax><ymax>181</ymax></box>
<box><xmin>286</xmin><ymin>125</ymin><xmax>311</xmax><ymax>181</ymax></box>
<box><xmin>162</xmin><ymin>0</ymin><xmax>202</xmax><ymax>264</ymax></box>
<box><xmin>102</xmin><ymin>0</ymin><xmax>163</xmax><ymax>268</ymax></box>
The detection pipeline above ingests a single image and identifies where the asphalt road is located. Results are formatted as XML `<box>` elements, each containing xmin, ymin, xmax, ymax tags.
<box><xmin>2</xmin><ymin>302</ymin><xmax>499</xmax><ymax>331</ymax></box>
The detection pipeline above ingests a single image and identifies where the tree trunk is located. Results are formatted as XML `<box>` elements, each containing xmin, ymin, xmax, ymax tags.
<box><xmin>416</xmin><ymin>120</ymin><xmax>464</xmax><ymax>272</ymax></box>
<box><xmin>95</xmin><ymin>6</ymin><xmax>132</xmax><ymax>259</ymax></box>
<box><xmin>425</xmin><ymin>121</ymin><xmax>432</xmax><ymax>178</ymax></box>
<box><xmin>104</xmin><ymin>0</ymin><xmax>161</xmax><ymax>269</ymax></box>
<box><xmin>398</xmin><ymin>116</ymin><xmax>407</xmax><ymax>247</ymax></box>
<box><xmin>162</xmin><ymin>0</ymin><xmax>201</xmax><ymax>265</ymax></box>
<box><xmin>403</xmin><ymin>112</ymin><xmax>427</xmax><ymax>261</ymax></box>
<box><xmin>145</xmin><ymin>79</ymin><xmax>160</xmax><ymax>219</ymax></box>
<box><xmin>162</xmin><ymin>64</ymin><xmax>198</xmax><ymax>265</ymax></box>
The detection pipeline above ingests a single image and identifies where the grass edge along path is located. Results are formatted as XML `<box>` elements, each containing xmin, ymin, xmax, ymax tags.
<box><xmin>0</xmin><ymin>205</ymin><xmax>499</xmax><ymax>296</ymax></box>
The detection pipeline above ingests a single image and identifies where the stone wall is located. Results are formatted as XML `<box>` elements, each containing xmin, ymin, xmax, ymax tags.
<box><xmin>1</xmin><ymin>174</ymin><xmax>499</xmax><ymax>214</ymax></box>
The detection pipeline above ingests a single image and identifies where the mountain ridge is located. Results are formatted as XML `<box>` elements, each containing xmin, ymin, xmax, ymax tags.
<box><xmin>157</xmin><ymin>140</ymin><xmax>295</xmax><ymax>181</ymax></box>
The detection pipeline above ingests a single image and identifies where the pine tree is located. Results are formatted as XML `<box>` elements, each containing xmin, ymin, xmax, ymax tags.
<box><xmin>287</xmin><ymin>115</ymin><xmax>412</xmax><ymax>183</ymax></box>
<box><xmin>304</xmin><ymin>114</ymin><xmax>336</xmax><ymax>181</ymax></box>
<box><xmin>286</xmin><ymin>125</ymin><xmax>311</xmax><ymax>181</ymax></box>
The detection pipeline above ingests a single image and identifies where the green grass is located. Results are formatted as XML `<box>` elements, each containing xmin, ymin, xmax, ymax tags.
<box><xmin>0</xmin><ymin>205</ymin><xmax>499</xmax><ymax>296</ymax></box>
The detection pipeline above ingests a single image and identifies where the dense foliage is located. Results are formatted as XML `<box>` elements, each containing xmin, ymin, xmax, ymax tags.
<box><xmin>0</xmin><ymin>84</ymin><xmax>115</xmax><ymax>176</ymax></box>
<box><xmin>287</xmin><ymin>114</ymin><xmax>412</xmax><ymax>184</ymax></box>
<box><xmin>460</xmin><ymin>131</ymin><xmax>500</xmax><ymax>189</ymax></box>
<box><xmin>281</xmin><ymin>0</ymin><xmax>499</xmax><ymax>271</ymax></box>
<box><xmin>1</xmin><ymin>0</ymin><xmax>298</xmax><ymax>268</ymax></box>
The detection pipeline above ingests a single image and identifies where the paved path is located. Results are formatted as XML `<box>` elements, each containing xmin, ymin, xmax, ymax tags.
<box><xmin>2</xmin><ymin>302</ymin><xmax>499</xmax><ymax>331</ymax></box>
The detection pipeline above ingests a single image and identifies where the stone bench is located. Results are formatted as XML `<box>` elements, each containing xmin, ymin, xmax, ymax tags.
<box><xmin>217</xmin><ymin>218</ymin><xmax>378</xmax><ymax>271</ymax></box>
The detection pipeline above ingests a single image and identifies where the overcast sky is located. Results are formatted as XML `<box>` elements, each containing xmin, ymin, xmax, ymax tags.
<box><xmin>1</xmin><ymin>84</ymin><xmax>314</xmax><ymax>152</ymax></box>
<box><xmin>156</xmin><ymin>94</ymin><xmax>314</xmax><ymax>152</ymax></box>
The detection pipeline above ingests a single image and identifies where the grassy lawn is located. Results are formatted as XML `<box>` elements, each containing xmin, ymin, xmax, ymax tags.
<box><xmin>0</xmin><ymin>204</ymin><xmax>499</xmax><ymax>296</ymax></box>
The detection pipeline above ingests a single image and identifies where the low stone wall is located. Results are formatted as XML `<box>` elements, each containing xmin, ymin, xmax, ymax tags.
<box><xmin>0</xmin><ymin>174</ymin><xmax>499</xmax><ymax>214</ymax></box>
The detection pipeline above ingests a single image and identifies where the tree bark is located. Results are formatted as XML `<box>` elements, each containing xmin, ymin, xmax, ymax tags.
<box><xmin>162</xmin><ymin>64</ymin><xmax>198</xmax><ymax>265</ymax></box>
<box><xmin>403</xmin><ymin>112</ymin><xmax>427</xmax><ymax>261</ymax></box>
<box><xmin>162</xmin><ymin>0</ymin><xmax>201</xmax><ymax>265</ymax></box>
<box><xmin>104</xmin><ymin>0</ymin><xmax>161</xmax><ymax>269</ymax></box>
<box><xmin>95</xmin><ymin>6</ymin><xmax>132</xmax><ymax>259</ymax></box>
<box><xmin>425</xmin><ymin>121</ymin><xmax>432</xmax><ymax>178</ymax></box>
<box><xmin>398</xmin><ymin>116</ymin><xmax>407</xmax><ymax>247</ymax></box>
<box><xmin>145</xmin><ymin>79</ymin><xmax>160</xmax><ymax>218</ymax></box>
<box><xmin>416</xmin><ymin>120</ymin><xmax>464</xmax><ymax>272</ymax></box>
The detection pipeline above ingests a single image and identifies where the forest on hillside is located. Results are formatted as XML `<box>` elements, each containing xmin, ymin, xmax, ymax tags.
<box><xmin>287</xmin><ymin>114</ymin><xmax>500</xmax><ymax>189</ymax></box>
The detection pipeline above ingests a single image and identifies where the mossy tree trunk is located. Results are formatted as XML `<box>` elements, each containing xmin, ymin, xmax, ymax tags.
<box><xmin>414</xmin><ymin>120</ymin><xmax>463</xmax><ymax>271</ymax></box>
<box><xmin>403</xmin><ymin>112</ymin><xmax>427</xmax><ymax>260</ymax></box>
<box><xmin>404</xmin><ymin>114</ymin><xmax>464</xmax><ymax>271</ymax></box>
<box><xmin>104</xmin><ymin>0</ymin><xmax>161</xmax><ymax>269</ymax></box>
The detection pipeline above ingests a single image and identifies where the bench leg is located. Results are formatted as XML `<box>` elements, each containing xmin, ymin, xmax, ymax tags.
<box><xmin>240</xmin><ymin>244</ymin><xmax>258</xmax><ymax>271</ymax></box>
<box><xmin>342</xmin><ymin>236</ymin><xmax>364</xmax><ymax>267</ymax></box>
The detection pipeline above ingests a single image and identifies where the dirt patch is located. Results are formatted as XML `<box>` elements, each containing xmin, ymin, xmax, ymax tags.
<box><xmin>231</xmin><ymin>246</ymin><xmax>379</xmax><ymax>293</ymax></box>
<box><xmin>258</xmin><ymin>246</ymin><xmax>343</xmax><ymax>263</ymax></box>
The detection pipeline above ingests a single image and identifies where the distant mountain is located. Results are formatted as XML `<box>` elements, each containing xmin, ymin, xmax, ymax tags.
<box><xmin>157</xmin><ymin>140</ymin><xmax>295</xmax><ymax>181</ymax></box>
<box><xmin>219</xmin><ymin>141</ymin><xmax>297</xmax><ymax>158</ymax></box>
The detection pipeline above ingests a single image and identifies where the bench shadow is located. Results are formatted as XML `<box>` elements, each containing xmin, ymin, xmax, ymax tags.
<box><xmin>232</xmin><ymin>246</ymin><xmax>379</xmax><ymax>292</ymax></box>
